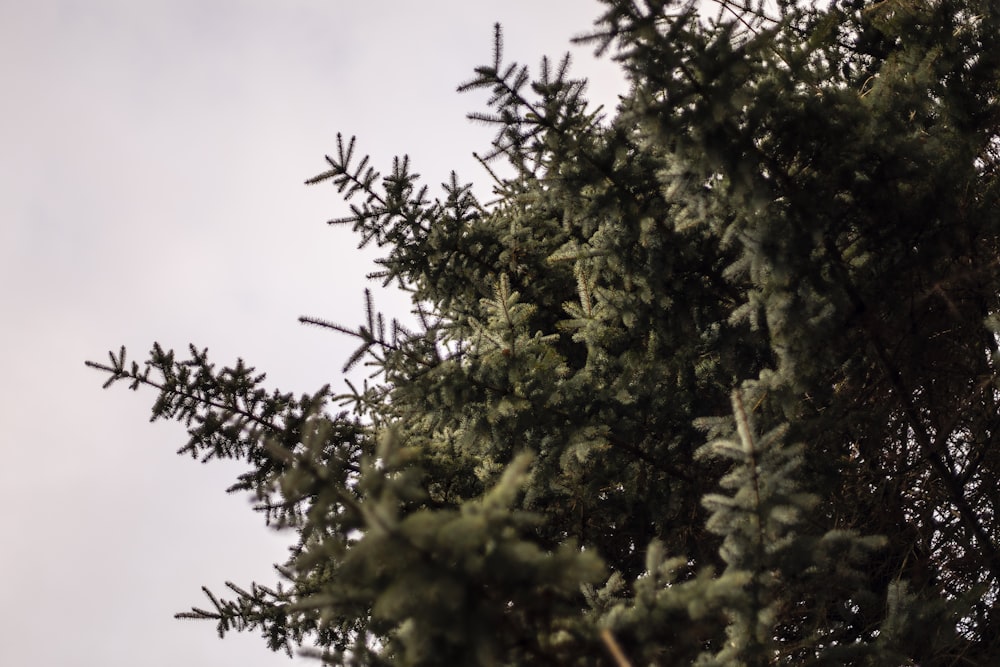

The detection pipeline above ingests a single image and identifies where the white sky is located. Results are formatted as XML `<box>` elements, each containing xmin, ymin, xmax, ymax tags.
<box><xmin>0</xmin><ymin>2</ymin><xmax>624</xmax><ymax>665</ymax></box>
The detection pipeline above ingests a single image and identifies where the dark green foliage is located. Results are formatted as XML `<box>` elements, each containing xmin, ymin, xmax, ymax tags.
<box><xmin>88</xmin><ymin>0</ymin><xmax>1000</xmax><ymax>664</ymax></box>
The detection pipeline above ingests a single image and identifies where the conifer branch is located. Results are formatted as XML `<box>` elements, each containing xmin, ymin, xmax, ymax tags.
<box><xmin>731</xmin><ymin>390</ymin><xmax>766</xmax><ymax>562</ymax></box>
<box><xmin>86</xmin><ymin>345</ymin><xmax>286</xmax><ymax>438</ymax></box>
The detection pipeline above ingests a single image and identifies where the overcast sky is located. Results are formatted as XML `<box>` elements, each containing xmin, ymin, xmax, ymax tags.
<box><xmin>0</xmin><ymin>2</ymin><xmax>624</xmax><ymax>665</ymax></box>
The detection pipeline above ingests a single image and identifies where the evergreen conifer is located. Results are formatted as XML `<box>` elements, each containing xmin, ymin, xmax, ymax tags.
<box><xmin>89</xmin><ymin>0</ymin><xmax>1000</xmax><ymax>663</ymax></box>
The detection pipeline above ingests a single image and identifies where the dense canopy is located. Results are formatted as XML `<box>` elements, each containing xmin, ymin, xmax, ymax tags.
<box><xmin>90</xmin><ymin>0</ymin><xmax>1000</xmax><ymax>664</ymax></box>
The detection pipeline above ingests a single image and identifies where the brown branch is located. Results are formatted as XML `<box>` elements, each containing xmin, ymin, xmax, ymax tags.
<box><xmin>821</xmin><ymin>238</ymin><xmax>1000</xmax><ymax>580</ymax></box>
<box><xmin>600</xmin><ymin>629</ymin><xmax>635</xmax><ymax>667</ymax></box>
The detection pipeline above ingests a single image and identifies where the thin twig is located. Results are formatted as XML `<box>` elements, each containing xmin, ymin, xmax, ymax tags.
<box><xmin>600</xmin><ymin>629</ymin><xmax>634</xmax><ymax>667</ymax></box>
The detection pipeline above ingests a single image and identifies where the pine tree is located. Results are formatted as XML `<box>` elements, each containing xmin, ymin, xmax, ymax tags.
<box><xmin>88</xmin><ymin>1</ymin><xmax>1000</xmax><ymax>664</ymax></box>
